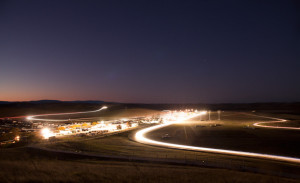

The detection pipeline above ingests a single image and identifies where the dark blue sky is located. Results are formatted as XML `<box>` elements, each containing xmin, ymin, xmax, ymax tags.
<box><xmin>0</xmin><ymin>0</ymin><xmax>299</xmax><ymax>103</ymax></box>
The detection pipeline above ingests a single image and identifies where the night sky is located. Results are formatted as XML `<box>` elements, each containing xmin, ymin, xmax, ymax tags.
<box><xmin>1</xmin><ymin>0</ymin><xmax>299</xmax><ymax>103</ymax></box>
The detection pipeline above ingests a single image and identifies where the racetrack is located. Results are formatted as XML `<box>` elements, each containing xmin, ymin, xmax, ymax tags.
<box><xmin>135</xmin><ymin>112</ymin><xmax>300</xmax><ymax>164</ymax></box>
<box><xmin>26</xmin><ymin>106</ymin><xmax>108</xmax><ymax>121</ymax></box>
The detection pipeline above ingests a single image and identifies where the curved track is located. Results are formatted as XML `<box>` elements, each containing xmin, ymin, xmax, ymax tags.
<box><xmin>251</xmin><ymin>114</ymin><xmax>300</xmax><ymax>130</ymax></box>
<box><xmin>26</xmin><ymin>106</ymin><xmax>107</xmax><ymax>121</ymax></box>
<box><xmin>135</xmin><ymin>113</ymin><xmax>300</xmax><ymax>164</ymax></box>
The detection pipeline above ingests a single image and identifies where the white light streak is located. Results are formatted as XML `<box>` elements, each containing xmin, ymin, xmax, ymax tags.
<box><xmin>41</xmin><ymin>128</ymin><xmax>54</xmax><ymax>139</ymax></box>
<box><xmin>26</xmin><ymin>106</ymin><xmax>108</xmax><ymax>121</ymax></box>
<box><xmin>253</xmin><ymin>115</ymin><xmax>300</xmax><ymax>130</ymax></box>
<box><xmin>135</xmin><ymin>111</ymin><xmax>300</xmax><ymax>164</ymax></box>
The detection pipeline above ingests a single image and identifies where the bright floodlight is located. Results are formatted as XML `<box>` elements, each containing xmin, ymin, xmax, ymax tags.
<box><xmin>201</xmin><ymin>111</ymin><xmax>207</xmax><ymax>115</ymax></box>
<box><xmin>102</xmin><ymin>106</ymin><xmax>108</xmax><ymax>109</ymax></box>
<box><xmin>41</xmin><ymin>128</ymin><xmax>53</xmax><ymax>139</ymax></box>
<box><xmin>26</xmin><ymin>116</ymin><xmax>33</xmax><ymax>120</ymax></box>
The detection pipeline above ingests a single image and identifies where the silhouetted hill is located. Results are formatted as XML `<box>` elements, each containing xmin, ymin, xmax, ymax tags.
<box><xmin>1</xmin><ymin>101</ymin><xmax>300</xmax><ymax>117</ymax></box>
<box><xmin>0</xmin><ymin>101</ymin><xmax>12</xmax><ymax>104</ymax></box>
<box><xmin>0</xmin><ymin>100</ymin><xmax>107</xmax><ymax>104</ymax></box>
<box><xmin>122</xmin><ymin>102</ymin><xmax>300</xmax><ymax>115</ymax></box>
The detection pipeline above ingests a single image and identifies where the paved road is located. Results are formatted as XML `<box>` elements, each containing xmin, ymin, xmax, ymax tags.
<box><xmin>0</xmin><ymin>106</ymin><xmax>107</xmax><ymax>121</ymax></box>
<box><xmin>135</xmin><ymin>113</ymin><xmax>300</xmax><ymax>164</ymax></box>
<box><xmin>249</xmin><ymin>113</ymin><xmax>300</xmax><ymax>130</ymax></box>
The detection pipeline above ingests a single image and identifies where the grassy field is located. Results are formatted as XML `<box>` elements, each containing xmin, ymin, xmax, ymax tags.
<box><xmin>0</xmin><ymin>148</ymin><xmax>299</xmax><ymax>183</ymax></box>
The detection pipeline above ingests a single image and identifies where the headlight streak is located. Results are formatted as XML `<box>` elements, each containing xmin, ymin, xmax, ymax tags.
<box><xmin>252</xmin><ymin>115</ymin><xmax>300</xmax><ymax>130</ymax></box>
<box><xmin>135</xmin><ymin>112</ymin><xmax>300</xmax><ymax>164</ymax></box>
<box><xmin>27</xmin><ymin>106</ymin><xmax>107</xmax><ymax>121</ymax></box>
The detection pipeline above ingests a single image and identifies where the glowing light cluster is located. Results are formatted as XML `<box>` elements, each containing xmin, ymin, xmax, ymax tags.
<box><xmin>26</xmin><ymin>116</ymin><xmax>33</xmax><ymax>120</ymax></box>
<box><xmin>15</xmin><ymin>135</ymin><xmax>20</xmax><ymax>141</ymax></box>
<box><xmin>160</xmin><ymin>110</ymin><xmax>206</xmax><ymax>124</ymax></box>
<box><xmin>41</xmin><ymin>128</ymin><xmax>55</xmax><ymax>139</ymax></box>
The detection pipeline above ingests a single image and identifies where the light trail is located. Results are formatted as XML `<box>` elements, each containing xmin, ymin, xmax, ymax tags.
<box><xmin>27</xmin><ymin>106</ymin><xmax>107</xmax><ymax>121</ymax></box>
<box><xmin>135</xmin><ymin>112</ymin><xmax>300</xmax><ymax>164</ymax></box>
<box><xmin>250</xmin><ymin>114</ymin><xmax>300</xmax><ymax>130</ymax></box>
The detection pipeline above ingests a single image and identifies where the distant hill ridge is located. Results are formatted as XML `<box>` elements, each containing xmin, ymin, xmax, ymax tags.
<box><xmin>0</xmin><ymin>100</ymin><xmax>107</xmax><ymax>104</ymax></box>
